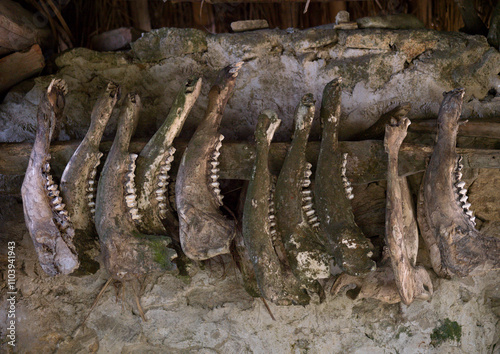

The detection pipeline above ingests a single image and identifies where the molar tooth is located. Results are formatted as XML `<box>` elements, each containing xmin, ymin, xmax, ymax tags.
<box><xmin>158</xmin><ymin>174</ymin><xmax>168</xmax><ymax>182</ymax></box>
<box><xmin>465</xmin><ymin>210</ymin><xmax>473</xmax><ymax>217</ymax></box>
<box><xmin>459</xmin><ymin>188</ymin><xmax>467</xmax><ymax>195</ymax></box>
<box><xmin>456</xmin><ymin>181</ymin><xmax>466</xmax><ymax>188</ymax></box>
<box><xmin>302</xmin><ymin>204</ymin><xmax>313</xmax><ymax>211</ymax></box>
<box><xmin>47</xmin><ymin>184</ymin><xmax>58</xmax><ymax>191</ymax></box>
<box><xmin>156</xmin><ymin>195</ymin><xmax>166</xmax><ymax>202</ymax></box>
<box><xmin>88</xmin><ymin>179</ymin><xmax>95</xmax><ymax>185</ymax></box>
<box><xmin>470</xmin><ymin>216</ymin><xmax>476</xmax><ymax>223</ymax></box>
<box><xmin>54</xmin><ymin>203</ymin><xmax>65</xmax><ymax>211</ymax></box>
<box><xmin>125</xmin><ymin>195</ymin><xmax>136</xmax><ymax>203</ymax></box>
<box><xmin>269</xmin><ymin>208</ymin><xmax>275</xmax><ymax>214</ymax></box>
<box><xmin>210</xmin><ymin>174</ymin><xmax>218</xmax><ymax>180</ymax></box>
<box><xmin>302</xmin><ymin>196</ymin><xmax>312</xmax><ymax>202</ymax></box>
<box><xmin>48</xmin><ymin>190</ymin><xmax>60</xmax><ymax>197</ymax></box>
<box><xmin>213</xmin><ymin>151</ymin><xmax>220</xmax><ymax>159</ymax></box>
<box><xmin>158</xmin><ymin>202</ymin><xmax>167</xmax><ymax>210</ymax></box>
<box><xmin>213</xmin><ymin>188</ymin><xmax>221</xmax><ymax>195</ymax></box>
<box><xmin>89</xmin><ymin>169</ymin><xmax>97</xmax><ymax>179</ymax></box>
<box><xmin>166</xmin><ymin>154</ymin><xmax>175</xmax><ymax>163</ymax></box>
<box><xmin>52</xmin><ymin>196</ymin><xmax>62</xmax><ymax>204</ymax></box>
<box><xmin>309</xmin><ymin>216</ymin><xmax>318</xmax><ymax>223</ymax></box>
<box><xmin>304</xmin><ymin>169</ymin><xmax>312</xmax><ymax>178</ymax></box>
<box><xmin>219</xmin><ymin>134</ymin><xmax>225</xmax><ymax>141</ymax></box>
<box><xmin>215</xmin><ymin>141</ymin><xmax>222</xmax><ymax>151</ymax></box>
<box><xmin>88</xmin><ymin>201</ymin><xmax>95</xmax><ymax>208</ymax></box>
<box><xmin>210</xmin><ymin>182</ymin><xmax>220</xmax><ymax>188</ymax></box>
<box><xmin>268</xmin><ymin>214</ymin><xmax>275</xmax><ymax>220</ymax></box>
<box><xmin>456</xmin><ymin>172</ymin><xmax>462</xmax><ymax>180</ymax></box>
<box><xmin>58</xmin><ymin>210</ymin><xmax>68</xmax><ymax>216</ymax></box>
<box><xmin>157</xmin><ymin>181</ymin><xmax>166</xmax><ymax>188</ymax></box>
<box><xmin>462</xmin><ymin>202</ymin><xmax>471</xmax><ymax>210</ymax></box>
<box><xmin>459</xmin><ymin>195</ymin><xmax>468</xmax><ymax>203</ymax></box>
<box><xmin>305</xmin><ymin>162</ymin><xmax>312</xmax><ymax>170</ymax></box>
<box><xmin>90</xmin><ymin>208</ymin><xmax>95</xmax><ymax>214</ymax></box>
<box><xmin>155</xmin><ymin>188</ymin><xmax>166</xmax><ymax>195</ymax></box>
<box><xmin>312</xmin><ymin>222</ymin><xmax>320</xmax><ymax>228</ymax></box>
<box><xmin>345</xmin><ymin>186</ymin><xmax>353</xmax><ymax>194</ymax></box>
<box><xmin>87</xmin><ymin>186</ymin><xmax>95</xmax><ymax>193</ymax></box>
<box><xmin>305</xmin><ymin>209</ymin><xmax>315</xmax><ymax>216</ymax></box>
<box><xmin>211</xmin><ymin>161</ymin><xmax>219</xmax><ymax>167</ymax></box>
<box><xmin>302</xmin><ymin>180</ymin><xmax>311</xmax><ymax>187</ymax></box>
<box><xmin>348</xmin><ymin>193</ymin><xmax>354</xmax><ymax>200</ymax></box>
<box><xmin>301</xmin><ymin>190</ymin><xmax>311</xmax><ymax>196</ymax></box>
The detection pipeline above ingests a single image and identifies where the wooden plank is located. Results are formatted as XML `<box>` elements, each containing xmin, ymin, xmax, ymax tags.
<box><xmin>409</xmin><ymin>118</ymin><xmax>500</xmax><ymax>139</ymax></box>
<box><xmin>0</xmin><ymin>44</ymin><xmax>45</xmax><ymax>93</ymax></box>
<box><xmin>1</xmin><ymin>139</ymin><xmax>499</xmax><ymax>196</ymax></box>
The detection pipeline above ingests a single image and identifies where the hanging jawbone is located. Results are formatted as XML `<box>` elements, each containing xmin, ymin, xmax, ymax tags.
<box><xmin>314</xmin><ymin>78</ymin><xmax>376</xmax><ymax>276</ymax></box>
<box><xmin>21</xmin><ymin>79</ymin><xmax>79</xmax><ymax>275</ymax></box>
<box><xmin>95</xmin><ymin>93</ymin><xmax>176</xmax><ymax>280</ymax></box>
<box><xmin>417</xmin><ymin>88</ymin><xmax>500</xmax><ymax>278</ymax></box>
<box><xmin>274</xmin><ymin>93</ymin><xmax>330</xmax><ymax>298</ymax></box>
<box><xmin>60</xmin><ymin>82</ymin><xmax>120</xmax><ymax>273</ymax></box>
<box><xmin>384</xmin><ymin>117</ymin><xmax>433</xmax><ymax>305</ymax></box>
<box><xmin>242</xmin><ymin>110</ymin><xmax>310</xmax><ymax>306</ymax></box>
<box><xmin>176</xmin><ymin>63</ymin><xmax>242</xmax><ymax>261</ymax></box>
<box><xmin>134</xmin><ymin>77</ymin><xmax>202</xmax><ymax>239</ymax></box>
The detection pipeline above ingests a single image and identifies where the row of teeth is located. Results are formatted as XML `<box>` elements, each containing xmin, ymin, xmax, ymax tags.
<box><xmin>268</xmin><ymin>180</ymin><xmax>278</xmax><ymax>241</ymax></box>
<box><xmin>43</xmin><ymin>163</ymin><xmax>74</xmax><ymax>237</ymax></box>
<box><xmin>341</xmin><ymin>153</ymin><xmax>354</xmax><ymax>200</ymax></box>
<box><xmin>125</xmin><ymin>154</ymin><xmax>141</xmax><ymax>221</ymax></box>
<box><xmin>455</xmin><ymin>156</ymin><xmax>476</xmax><ymax>226</ymax></box>
<box><xmin>209</xmin><ymin>134</ymin><xmax>224</xmax><ymax>206</ymax></box>
<box><xmin>302</xmin><ymin>162</ymin><xmax>320</xmax><ymax>229</ymax></box>
<box><xmin>86</xmin><ymin>154</ymin><xmax>102</xmax><ymax>220</ymax></box>
<box><xmin>157</xmin><ymin>146</ymin><xmax>175</xmax><ymax>219</ymax></box>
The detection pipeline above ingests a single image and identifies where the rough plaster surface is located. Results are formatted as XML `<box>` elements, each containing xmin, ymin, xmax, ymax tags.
<box><xmin>0</xmin><ymin>28</ymin><xmax>499</xmax><ymax>144</ymax></box>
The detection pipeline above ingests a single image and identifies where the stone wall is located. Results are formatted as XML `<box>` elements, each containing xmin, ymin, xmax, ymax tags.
<box><xmin>0</xmin><ymin>27</ymin><xmax>499</xmax><ymax>353</ymax></box>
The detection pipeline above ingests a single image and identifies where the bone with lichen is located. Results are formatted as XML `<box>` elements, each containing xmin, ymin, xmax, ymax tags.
<box><xmin>242</xmin><ymin>110</ymin><xmax>310</xmax><ymax>306</ymax></box>
<box><xmin>60</xmin><ymin>82</ymin><xmax>120</xmax><ymax>273</ymax></box>
<box><xmin>21</xmin><ymin>78</ymin><xmax>79</xmax><ymax>276</ymax></box>
<box><xmin>95</xmin><ymin>93</ymin><xmax>176</xmax><ymax>280</ymax></box>
<box><xmin>274</xmin><ymin>93</ymin><xmax>330</xmax><ymax>298</ymax></box>
<box><xmin>314</xmin><ymin>78</ymin><xmax>376</xmax><ymax>276</ymax></box>
<box><xmin>384</xmin><ymin>116</ymin><xmax>433</xmax><ymax>305</ymax></box>
<box><xmin>175</xmin><ymin>63</ymin><xmax>242</xmax><ymax>261</ymax></box>
<box><xmin>417</xmin><ymin>88</ymin><xmax>500</xmax><ymax>278</ymax></box>
<box><xmin>134</xmin><ymin>77</ymin><xmax>202</xmax><ymax>239</ymax></box>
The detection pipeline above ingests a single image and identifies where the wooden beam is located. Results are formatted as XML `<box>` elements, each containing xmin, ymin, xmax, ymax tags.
<box><xmin>0</xmin><ymin>44</ymin><xmax>45</xmax><ymax>94</ymax></box>
<box><xmin>1</xmin><ymin>139</ymin><xmax>499</xmax><ymax>196</ymax></box>
<box><xmin>170</xmin><ymin>0</ymin><xmax>346</xmax><ymax>3</ymax></box>
<box><xmin>409</xmin><ymin>119</ymin><xmax>500</xmax><ymax>139</ymax></box>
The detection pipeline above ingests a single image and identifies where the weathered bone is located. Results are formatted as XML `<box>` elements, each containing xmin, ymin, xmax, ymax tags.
<box><xmin>242</xmin><ymin>110</ymin><xmax>310</xmax><ymax>305</ymax></box>
<box><xmin>134</xmin><ymin>77</ymin><xmax>202</xmax><ymax>239</ymax></box>
<box><xmin>274</xmin><ymin>93</ymin><xmax>330</xmax><ymax>298</ymax></box>
<box><xmin>95</xmin><ymin>93</ymin><xmax>176</xmax><ymax>280</ymax></box>
<box><xmin>417</xmin><ymin>88</ymin><xmax>500</xmax><ymax>278</ymax></box>
<box><xmin>59</xmin><ymin>82</ymin><xmax>119</xmax><ymax>274</ymax></box>
<box><xmin>314</xmin><ymin>78</ymin><xmax>376</xmax><ymax>276</ymax></box>
<box><xmin>176</xmin><ymin>63</ymin><xmax>242</xmax><ymax>260</ymax></box>
<box><xmin>21</xmin><ymin>78</ymin><xmax>79</xmax><ymax>276</ymax></box>
<box><xmin>384</xmin><ymin>117</ymin><xmax>433</xmax><ymax>305</ymax></box>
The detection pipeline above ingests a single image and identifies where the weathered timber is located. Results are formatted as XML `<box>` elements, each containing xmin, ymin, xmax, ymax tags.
<box><xmin>409</xmin><ymin>119</ymin><xmax>500</xmax><ymax>139</ymax></box>
<box><xmin>0</xmin><ymin>44</ymin><xmax>45</xmax><ymax>93</ymax></box>
<box><xmin>0</xmin><ymin>0</ymin><xmax>51</xmax><ymax>56</ymax></box>
<box><xmin>2</xmin><ymin>140</ymin><xmax>500</xmax><ymax>196</ymax></box>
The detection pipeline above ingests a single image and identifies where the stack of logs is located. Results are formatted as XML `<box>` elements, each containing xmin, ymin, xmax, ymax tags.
<box><xmin>0</xmin><ymin>0</ymin><xmax>51</xmax><ymax>96</ymax></box>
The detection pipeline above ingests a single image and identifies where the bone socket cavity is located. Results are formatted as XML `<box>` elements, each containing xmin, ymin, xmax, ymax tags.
<box><xmin>125</xmin><ymin>154</ymin><xmax>141</xmax><ymax>221</ymax></box>
<box><xmin>209</xmin><ymin>134</ymin><xmax>224</xmax><ymax>206</ymax></box>
<box><xmin>157</xmin><ymin>146</ymin><xmax>175</xmax><ymax>219</ymax></box>
<box><xmin>454</xmin><ymin>155</ymin><xmax>476</xmax><ymax>227</ymax></box>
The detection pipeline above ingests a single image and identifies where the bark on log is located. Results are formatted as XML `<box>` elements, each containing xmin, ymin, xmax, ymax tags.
<box><xmin>1</xmin><ymin>139</ymin><xmax>499</xmax><ymax>196</ymax></box>
<box><xmin>0</xmin><ymin>0</ymin><xmax>51</xmax><ymax>56</ymax></box>
<box><xmin>0</xmin><ymin>44</ymin><xmax>45</xmax><ymax>94</ymax></box>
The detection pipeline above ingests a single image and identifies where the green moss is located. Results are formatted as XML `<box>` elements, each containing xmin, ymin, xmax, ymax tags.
<box><xmin>430</xmin><ymin>319</ymin><xmax>462</xmax><ymax>347</ymax></box>
<box><xmin>150</xmin><ymin>239</ymin><xmax>175</xmax><ymax>270</ymax></box>
<box><xmin>395</xmin><ymin>326</ymin><xmax>413</xmax><ymax>339</ymax></box>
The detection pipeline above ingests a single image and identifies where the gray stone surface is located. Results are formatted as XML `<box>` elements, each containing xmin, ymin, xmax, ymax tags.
<box><xmin>0</xmin><ymin>28</ymin><xmax>498</xmax><ymax>144</ymax></box>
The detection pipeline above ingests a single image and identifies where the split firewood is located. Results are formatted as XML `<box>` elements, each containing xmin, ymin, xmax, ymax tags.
<box><xmin>0</xmin><ymin>44</ymin><xmax>45</xmax><ymax>94</ymax></box>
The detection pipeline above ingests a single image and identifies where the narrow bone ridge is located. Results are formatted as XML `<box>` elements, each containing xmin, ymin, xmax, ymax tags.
<box><xmin>209</xmin><ymin>134</ymin><xmax>224</xmax><ymax>206</ymax></box>
<box><xmin>156</xmin><ymin>146</ymin><xmax>176</xmax><ymax>219</ymax></box>
<box><xmin>302</xmin><ymin>162</ymin><xmax>320</xmax><ymax>229</ymax></box>
<box><xmin>454</xmin><ymin>156</ymin><xmax>476</xmax><ymax>226</ymax></box>
<box><xmin>42</xmin><ymin>158</ymin><xmax>76</xmax><ymax>251</ymax></box>
<box><xmin>86</xmin><ymin>153</ymin><xmax>102</xmax><ymax>221</ymax></box>
<box><xmin>341</xmin><ymin>153</ymin><xmax>354</xmax><ymax>200</ymax></box>
<box><xmin>125</xmin><ymin>153</ymin><xmax>141</xmax><ymax>221</ymax></box>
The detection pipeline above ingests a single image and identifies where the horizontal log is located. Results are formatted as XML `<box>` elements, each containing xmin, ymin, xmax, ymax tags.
<box><xmin>409</xmin><ymin>118</ymin><xmax>500</xmax><ymax>139</ymax></box>
<box><xmin>0</xmin><ymin>44</ymin><xmax>45</xmax><ymax>93</ymax></box>
<box><xmin>169</xmin><ymin>0</ymin><xmax>342</xmax><ymax>3</ymax></box>
<box><xmin>1</xmin><ymin>139</ymin><xmax>499</xmax><ymax>196</ymax></box>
